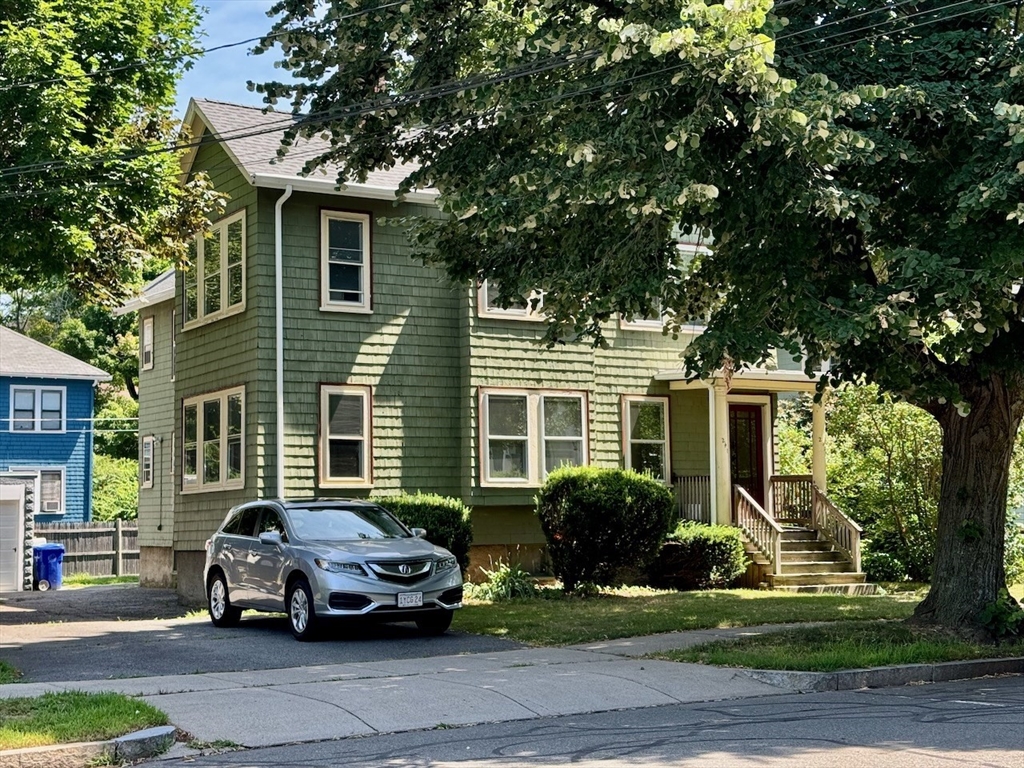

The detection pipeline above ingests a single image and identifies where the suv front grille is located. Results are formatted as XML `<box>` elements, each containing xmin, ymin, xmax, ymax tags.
<box><xmin>367</xmin><ymin>559</ymin><xmax>432</xmax><ymax>584</ymax></box>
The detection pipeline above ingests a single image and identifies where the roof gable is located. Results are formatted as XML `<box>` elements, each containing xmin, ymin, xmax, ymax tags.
<box><xmin>0</xmin><ymin>326</ymin><xmax>111</xmax><ymax>382</ymax></box>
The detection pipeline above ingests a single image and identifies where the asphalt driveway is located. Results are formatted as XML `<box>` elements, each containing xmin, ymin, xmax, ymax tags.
<box><xmin>0</xmin><ymin>585</ymin><xmax>520</xmax><ymax>683</ymax></box>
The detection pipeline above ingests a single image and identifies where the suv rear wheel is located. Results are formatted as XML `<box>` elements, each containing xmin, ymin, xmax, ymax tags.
<box><xmin>208</xmin><ymin>571</ymin><xmax>242</xmax><ymax>627</ymax></box>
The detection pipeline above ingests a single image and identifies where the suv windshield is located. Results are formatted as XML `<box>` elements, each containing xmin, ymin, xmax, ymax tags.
<box><xmin>287</xmin><ymin>505</ymin><xmax>410</xmax><ymax>540</ymax></box>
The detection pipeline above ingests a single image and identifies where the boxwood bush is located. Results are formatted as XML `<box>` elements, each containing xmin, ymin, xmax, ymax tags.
<box><xmin>646</xmin><ymin>522</ymin><xmax>748</xmax><ymax>590</ymax></box>
<box><xmin>536</xmin><ymin>466</ymin><xmax>675</xmax><ymax>592</ymax></box>
<box><xmin>373</xmin><ymin>493</ymin><xmax>473</xmax><ymax>571</ymax></box>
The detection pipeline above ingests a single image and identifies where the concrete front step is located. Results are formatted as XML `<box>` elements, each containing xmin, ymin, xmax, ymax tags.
<box><xmin>766</xmin><ymin>572</ymin><xmax>868</xmax><ymax>587</ymax></box>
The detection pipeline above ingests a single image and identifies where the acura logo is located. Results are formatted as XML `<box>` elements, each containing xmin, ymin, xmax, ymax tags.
<box><xmin>398</xmin><ymin>564</ymin><xmax>411</xmax><ymax>575</ymax></box>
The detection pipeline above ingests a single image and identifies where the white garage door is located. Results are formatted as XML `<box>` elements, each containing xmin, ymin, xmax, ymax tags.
<box><xmin>0</xmin><ymin>486</ymin><xmax>26</xmax><ymax>592</ymax></box>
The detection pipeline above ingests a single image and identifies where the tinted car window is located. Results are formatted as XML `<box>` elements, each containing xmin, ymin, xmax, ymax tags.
<box><xmin>221</xmin><ymin>508</ymin><xmax>260</xmax><ymax>537</ymax></box>
<box><xmin>288</xmin><ymin>505</ymin><xmax>409</xmax><ymax>540</ymax></box>
<box><xmin>258</xmin><ymin>508</ymin><xmax>288</xmax><ymax>542</ymax></box>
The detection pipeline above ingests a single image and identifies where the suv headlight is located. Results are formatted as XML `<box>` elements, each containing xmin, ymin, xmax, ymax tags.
<box><xmin>314</xmin><ymin>559</ymin><xmax>366</xmax><ymax>576</ymax></box>
<box><xmin>434</xmin><ymin>556</ymin><xmax>458</xmax><ymax>573</ymax></box>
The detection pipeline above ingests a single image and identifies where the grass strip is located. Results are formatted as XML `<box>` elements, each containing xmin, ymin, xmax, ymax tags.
<box><xmin>0</xmin><ymin>691</ymin><xmax>168</xmax><ymax>751</ymax></box>
<box><xmin>0</xmin><ymin>662</ymin><xmax>21</xmax><ymax>685</ymax></box>
<box><xmin>654</xmin><ymin>621</ymin><xmax>1024</xmax><ymax>672</ymax></box>
<box><xmin>456</xmin><ymin>587</ymin><xmax>919</xmax><ymax>645</ymax></box>
<box><xmin>61</xmin><ymin>574</ymin><xmax>140</xmax><ymax>587</ymax></box>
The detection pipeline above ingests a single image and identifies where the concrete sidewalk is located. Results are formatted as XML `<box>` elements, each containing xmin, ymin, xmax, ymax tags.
<box><xmin>0</xmin><ymin>626</ymin><xmax>796</xmax><ymax>750</ymax></box>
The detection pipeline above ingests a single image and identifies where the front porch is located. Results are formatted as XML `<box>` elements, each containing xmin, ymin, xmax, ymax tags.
<box><xmin>658</xmin><ymin>368</ymin><xmax>867</xmax><ymax>592</ymax></box>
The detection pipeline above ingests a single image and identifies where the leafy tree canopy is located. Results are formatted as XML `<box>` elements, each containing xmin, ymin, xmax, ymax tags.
<box><xmin>259</xmin><ymin>0</ymin><xmax>1023</xmax><ymax>631</ymax></box>
<box><xmin>0</xmin><ymin>0</ymin><xmax>222</xmax><ymax>301</ymax></box>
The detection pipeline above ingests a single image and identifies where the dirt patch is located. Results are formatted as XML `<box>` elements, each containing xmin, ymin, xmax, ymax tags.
<box><xmin>0</xmin><ymin>584</ymin><xmax>186</xmax><ymax>625</ymax></box>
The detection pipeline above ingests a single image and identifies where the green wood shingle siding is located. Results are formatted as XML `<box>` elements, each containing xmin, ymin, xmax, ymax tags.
<box><xmin>137</xmin><ymin>301</ymin><xmax>175</xmax><ymax>548</ymax></box>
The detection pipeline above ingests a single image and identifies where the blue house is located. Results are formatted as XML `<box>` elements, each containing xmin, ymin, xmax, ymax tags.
<box><xmin>0</xmin><ymin>326</ymin><xmax>110</xmax><ymax>591</ymax></box>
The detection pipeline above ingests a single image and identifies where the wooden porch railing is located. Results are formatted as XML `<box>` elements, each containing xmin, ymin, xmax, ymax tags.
<box><xmin>812</xmin><ymin>486</ymin><xmax>863</xmax><ymax>573</ymax></box>
<box><xmin>734</xmin><ymin>485</ymin><xmax>783</xmax><ymax>575</ymax></box>
<box><xmin>769</xmin><ymin>474</ymin><xmax>814</xmax><ymax>524</ymax></box>
<box><xmin>675</xmin><ymin>475</ymin><xmax>712</xmax><ymax>523</ymax></box>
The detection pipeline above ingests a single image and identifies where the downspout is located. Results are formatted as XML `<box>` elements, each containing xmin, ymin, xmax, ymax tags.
<box><xmin>274</xmin><ymin>185</ymin><xmax>293</xmax><ymax>499</ymax></box>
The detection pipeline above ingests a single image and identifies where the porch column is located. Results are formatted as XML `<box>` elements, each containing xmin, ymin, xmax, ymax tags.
<box><xmin>811</xmin><ymin>393</ymin><xmax>827</xmax><ymax>492</ymax></box>
<box><xmin>712</xmin><ymin>380</ymin><xmax>731</xmax><ymax>525</ymax></box>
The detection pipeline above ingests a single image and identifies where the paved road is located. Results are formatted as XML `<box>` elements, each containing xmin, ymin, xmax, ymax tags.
<box><xmin>0</xmin><ymin>585</ymin><xmax>520</xmax><ymax>682</ymax></box>
<box><xmin>149</xmin><ymin>677</ymin><xmax>1024</xmax><ymax>768</ymax></box>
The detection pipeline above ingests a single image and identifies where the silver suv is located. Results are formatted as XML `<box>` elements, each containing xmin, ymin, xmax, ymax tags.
<box><xmin>203</xmin><ymin>499</ymin><xmax>463</xmax><ymax>640</ymax></box>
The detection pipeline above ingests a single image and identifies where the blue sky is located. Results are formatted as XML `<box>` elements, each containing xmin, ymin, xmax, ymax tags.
<box><xmin>174</xmin><ymin>0</ymin><xmax>286</xmax><ymax>117</ymax></box>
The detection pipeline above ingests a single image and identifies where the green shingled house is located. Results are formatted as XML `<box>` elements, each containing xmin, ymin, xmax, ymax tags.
<box><xmin>122</xmin><ymin>98</ymin><xmax>866</xmax><ymax>602</ymax></box>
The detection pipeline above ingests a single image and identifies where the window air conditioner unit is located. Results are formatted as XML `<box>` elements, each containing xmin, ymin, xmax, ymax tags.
<box><xmin>42</xmin><ymin>501</ymin><xmax>60</xmax><ymax>513</ymax></box>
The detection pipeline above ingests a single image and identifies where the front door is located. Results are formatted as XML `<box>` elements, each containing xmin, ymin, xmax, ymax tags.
<box><xmin>729</xmin><ymin>403</ymin><xmax>766</xmax><ymax>509</ymax></box>
<box><xmin>0</xmin><ymin>489</ymin><xmax>25</xmax><ymax>592</ymax></box>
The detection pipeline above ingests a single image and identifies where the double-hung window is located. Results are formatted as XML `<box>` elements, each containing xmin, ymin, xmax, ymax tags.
<box><xmin>622</xmin><ymin>396</ymin><xmax>670</xmax><ymax>481</ymax></box>
<box><xmin>141</xmin><ymin>436</ymin><xmax>155</xmax><ymax>489</ymax></box>
<box><xmin>141</xmin><ymin>316</ymin><xmax>154</xmax><ymax>370</ymax></box>
<box><xmin>6</xmin><ymin>467</ymin><xmax>64</xmax><ymax>514</ymax></box>
<box><xmin>477</xmin><ymin>280</ymin><xmax>543</xmax><ymax>320</ymax></box>
<box><xmin>321</xmin><ymin>211</ymin><xmax>372</xmax><ymax>313</ymax></box>
<box><xmin>9</xmin><ymin>386</ymin><xmax>64</xmax><ymax>432</ymax></box>
<box><xmin>181</xmin><ymin>387</ymin><xmax>244</xmax><ymax>492</ymax></box>
<box><xmin>183</xmin><ymin>210</ymin><xmax>246</xmax><ymax>328</ymax></box>
<box><xmin>319</xmin><ymin>385</ymin><xmax>372</xmax><ymax>486</ymax></box>
<box><xmin>481</xmin><ymin>389</ymin><xmax>587</xmax><ymax>485</ymax></box>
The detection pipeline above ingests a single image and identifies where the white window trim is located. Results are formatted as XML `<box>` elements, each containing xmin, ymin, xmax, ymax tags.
<box><xmin>477</xmin><ymin>280</ymin><xmax>545</xmax><ymax>321</ymax></box>
<box><xmin>319</xmin><ymin>384</ymin><xmax>373</xmax><ymax>488</ymax></box>
<box><xmin>479</xmin><ymin>388</ymin><xmax>589</xmax><ymax>487</ymax></box>
<box><xmin>170</xmin><ymin>309</ymin><xmax>176</xmax><ymax>382</ymax></box>
<box><xmin>183</xmin><ymin>209</ymin><xmax>247</xmax><ymax>331</ymax></box>
<box><xmin>7</xmin><ymin>466</ymin><xmax>65</xmax><ymax>515</ymax></box>
<box><xmin>622</xmin><ymin>395</ymin><xmax>671</xmax><ymax>482</ymax></box>
<box><xmin>320</xmin><ymin>211</ymin><xmax>373</xmax><ymax>314</ymax></box>
<box><xmin>141</xmin><ymin>316</ymin><xmax>154</xmax><ymax>371</ymax></box>
<box><xmin>8</xmin><ymin>385</ymin><xmax>66</xmax><ymax>434</ymax></box>
<box><xmin>141</xmin><ymin>436</ymin><xmax>155</xmax><ymax>489</ymax></box>
<box><xmin>181</xmin><ymin>386</ymin><xmax>245</xmax><ymax>494</ymax></box>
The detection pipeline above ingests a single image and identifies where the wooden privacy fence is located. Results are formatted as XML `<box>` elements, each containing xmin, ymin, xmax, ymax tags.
<box><xmin>34</xmin><ymin>521</ymin><xmax>139</xmax><ymax>577</ymax></box>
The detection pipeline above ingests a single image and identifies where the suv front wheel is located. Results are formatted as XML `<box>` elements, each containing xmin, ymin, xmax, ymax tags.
<box><xmin>416</xmin><ymin>610</ymin><xmax>454</xmax><ymax>636</ymax></box>
<box><xmin>287</xmin><ymin>577</ymin><xmax>320</xmax><ymax>641</ymax></box>
<box><xmin>208</xmin><ymin>571</ymin><xmax>242</xmax><ymax>627</ymax></box>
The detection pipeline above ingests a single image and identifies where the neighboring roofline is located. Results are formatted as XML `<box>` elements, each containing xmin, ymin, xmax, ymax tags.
<box><xmin>179</xmin><ymin>98</ymin><xmax>251</xmax><ymax>185</ymax></box>
<box><xmin>1</xmin><ymin>371</ymin><xmax>112</xmax><ymax>383</ymax></box>
<box><xmin>114</xmin><ymin>269</ymin><xmax>176</xmax><ymax>316</ymax></box>
<box><xmin>655</xmin><ymin>367</ymin><xmax>825</xmax><ymax>393</ymax></box>
<box><xmin>250</xmin><ymin>173</ymin><xmax>438</xmax><ymax>204</ymax></box>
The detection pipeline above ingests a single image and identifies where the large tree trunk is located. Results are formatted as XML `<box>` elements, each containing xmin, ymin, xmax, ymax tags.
<box><xmin>913</xmin><ymin>373</ymin><xmax>1024</xmax><ymax>632</ymax></box>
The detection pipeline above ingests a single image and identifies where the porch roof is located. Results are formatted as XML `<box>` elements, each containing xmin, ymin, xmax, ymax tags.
<box><xmin>654</xmin><ymin>367</ymin><xmax>822</xmax><ymax>393</ymax></box>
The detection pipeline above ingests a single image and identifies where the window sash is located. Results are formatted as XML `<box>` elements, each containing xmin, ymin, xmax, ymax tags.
<box><xmin>320</xmin><ymin>385</ymin><xmax>372</xmax><ymax>485</ymax></box>
<box><xmin>181</xmin><ymin>388</ymin><xmax>244</xmax><ymax>492</ymax></box>
<box><xmin>184</xmin><ymin>211</ymin><xmax>245</xmax><ymax>328</ymax></box>
<box><xmin>478</xmin><ymin>280</ymin><xmax>544</xmax><ymax>320</ymax></box>
<box><xmin>141</xmin><ymin>437</ymin><xmax>154</xmax><ymax>488</ymax></box>
<box><xmin>321</xmin><ymin>212</ymin><xmax>371</xmax><ymax>312</ymax></box>
<box><xmin>481</xmin><ymin>390</ymin><xmax>587</xmax><ymax>485</ymax></box>
<box><xmin>141</xmin><ymin>317</ymin><xmax>154</xmax><ymax>370</ymax></box>
<box><xmin>9</xmin><ymin>387</ymin><xmax>64</xmax><ymax>432</ymax></box>
<box><xmin>623</xmin><ymin>397</ymin><xmax>670</xmax><ymax>481</ymax></box>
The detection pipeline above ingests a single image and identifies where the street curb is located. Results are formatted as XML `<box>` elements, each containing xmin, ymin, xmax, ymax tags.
<box><xmin>0</xmin><ymin>725</ymin><xmax>176</xmax><ymax>768</ymax></box>
<box><xmin>740</xmin><ymin>656</ymin><xmax>1024</xmax><ymax>692</ymax></box>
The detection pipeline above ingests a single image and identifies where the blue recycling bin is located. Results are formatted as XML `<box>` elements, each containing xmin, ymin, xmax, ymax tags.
<box><xmin>33</xmin><ymin>543</ymin><xmax>64</xmax><ymax>591</ymax></box>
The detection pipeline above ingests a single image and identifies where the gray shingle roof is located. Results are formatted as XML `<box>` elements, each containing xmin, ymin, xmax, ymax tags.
<box><xmin>0</xmin><ymin>326</ymin><xmax>111</xmax><ymax>382</ymax></box>
<box><xmin>115</xmin><ymin>269</ymin><xmax>175</xmax><ymax>315</ymax></box>
<box><xmin>191</xmin><ymin>99</ymin><xmax>427</xmax><ymax>195</ymax></box>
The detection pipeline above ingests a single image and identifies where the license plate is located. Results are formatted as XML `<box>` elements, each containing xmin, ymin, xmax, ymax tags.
<box><xmin>397</xmin><ymin>592</ymin><xmax>423</xmax><ymax>608</ymax></box>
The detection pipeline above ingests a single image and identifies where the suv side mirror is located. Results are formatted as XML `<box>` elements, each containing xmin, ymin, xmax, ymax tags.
<box><xmin>410</xmin><ymin>527</ymin><xmax>427</xmax><ymax>538</ymax></box>
<box><xmin>259</xmin><ymin>531</ymin><xmax>283</xmax><ymax>547</ymax></box>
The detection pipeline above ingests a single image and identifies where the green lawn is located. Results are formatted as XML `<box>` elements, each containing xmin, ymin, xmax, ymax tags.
<box><xmin>656</xmin><ymin>620</ymin><xmax>1024</xmax><ymax>672</ymax></box>
<box><xmin>61</xmin><ymin>574</ymin><xmax>140</xmax><ymax>588</ymax></box>
<box><xmin>455</xmin><ymin>587</ymin><xmax>920</xmax><ymax>645</ymax></box>
<box><xmin>0</xmin><ymin>691</ymin><xmax>168</xmax><ymax>751</ymax></box>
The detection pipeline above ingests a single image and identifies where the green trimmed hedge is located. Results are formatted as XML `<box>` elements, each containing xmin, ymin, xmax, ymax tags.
<box><xmin>373</xmin><ymin>493</ymin><xmax>473</xmax><ymax>570</ymax></box>
<box><xmin>647</xmin><ymin>522</ymin><xmax>748</xmax><ymax>590</ymax></box>
<box><xmin>536</xmin><ymin>466</ymin><xmax>675</xmax><ymax>592</ymax></box>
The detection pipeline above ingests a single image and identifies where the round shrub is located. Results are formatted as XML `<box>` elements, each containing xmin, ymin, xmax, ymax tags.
<box><xmin>535</xmin><ymin>466</ymin><xmax>675</xmax><ymax>593</ymax></box>
<box><xmin>373</xmin><ymin>493</ymin><xmax>473</xmax><ymax>571</ymax></box>
<box><xmin>647</xmin><ymin>522</ymin><xmax>748</xmax><ymax>590</ymax></box>
<box><xmin>862</xmin><ymin>549</ymin><xmax>907</xmax><ymax>583</ymax></box>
